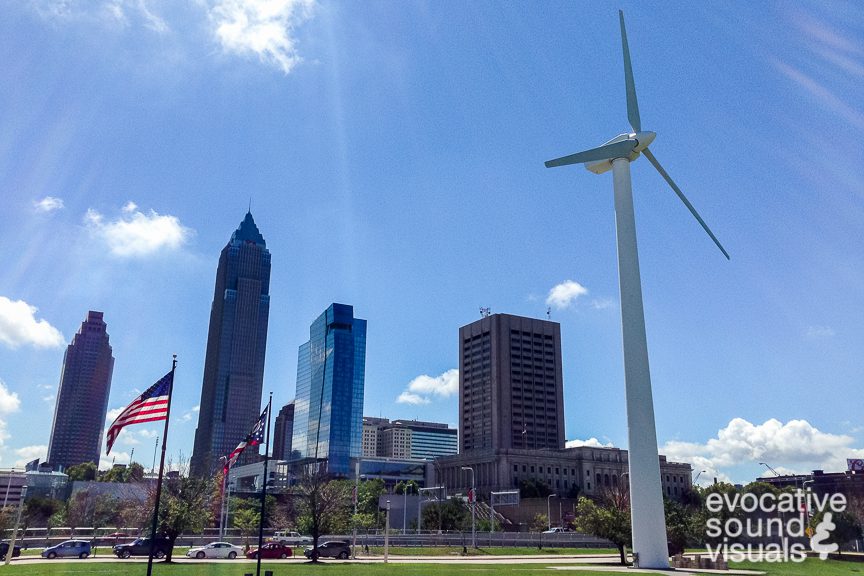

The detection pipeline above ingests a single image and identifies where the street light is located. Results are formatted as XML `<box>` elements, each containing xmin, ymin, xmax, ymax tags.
<box><xmin>547</xmin><ymin>494</ymin><xmax>558</xmax><ymax>531</ymax></box>
<box><xmin>461</xmin><ymin>466</ymin><xmax>476</xmax><ymax>549</ymax></box>
<box><xmin>384</xmin><ymin>500</ymin><xmax>391</xmax><ymax>564</ymax></box>
<box><xmin>693</xmin><ymin>470</ymin><xmax>707</xmax><ymax>484</ymax></box>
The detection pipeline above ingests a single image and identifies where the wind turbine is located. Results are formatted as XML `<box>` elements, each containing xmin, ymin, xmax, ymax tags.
<box><xmin>544</xmin><ymin>11</ymin><xmax>728</xmax><ymax>570</ymax></box>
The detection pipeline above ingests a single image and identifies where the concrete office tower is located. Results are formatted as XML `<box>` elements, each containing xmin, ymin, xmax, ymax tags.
<box><xmin>292</xmin><ymin>303</ymin><xmax>366</xmax><ymax>476</ymax></box>
<box><xmin>47</xmin><ymin>311</ymin><xmax>115</xmax><ymax>471</ymax></box>
<box><xmin>459</xmin><ymin>313</ymin><xmax>564</xmax><ymax>452</ymax></box>
<box><xmin>272</xmin><ymin>402</ymin><xmax>295</xmax><ymax>461</ymax></box>
<box><xmin>191</xmin><ymin>212</ymin><xmax>271</xmax><ymax>476</ymax></box>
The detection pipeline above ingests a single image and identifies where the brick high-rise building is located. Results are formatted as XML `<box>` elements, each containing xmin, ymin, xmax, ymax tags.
<box><xmin>46</xmin><ymin>311</ymin><xmax>114</xmax><ymax>471</ymax></box>
<box><xmin>459</xmin><ymin>313</ymin><xmax>564</xmax><ymax>452</ymax></box>
<box><xmin>191</xmin><ymin>212</ymin><xmax>271</xmax><ymax>476</ymax></box>
<box><xmin>272</xmin><ymin>402</ymin><xmax>295</xmax><ymax>461</ymax></box>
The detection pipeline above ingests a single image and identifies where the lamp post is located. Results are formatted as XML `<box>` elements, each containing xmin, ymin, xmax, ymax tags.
<box><xmin>5</xmin><ymin>485</ymin><xmax>26</xmax><ymax>566</ymax></box>
<box><xmin>461</xmin><ymin>466</ymin><xmax>475</xmax><ymax>549</ymax></box>
<box><xmin>384</xmin><ymin>500</ymin><xmax>391</xmax><ymax>563</ymax></box>
<box><xmin>352</xmin><ymin>463</ymin><xmax>362</xmax><ymax>558</ymax></box>
<box><xmin>693</xmin><ymin>470</ymin><xmax>706</xmax><ymax>484</ymax></box>
<box><xmin>547</xmin><ymin>494</ymin><xmax>558</xmax><ymax>531</ymax></box>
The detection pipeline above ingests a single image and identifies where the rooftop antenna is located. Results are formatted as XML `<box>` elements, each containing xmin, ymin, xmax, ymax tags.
<box><xmin>543</xmin><ymin>10</ymin><xmax>728</xmax><ymax>570</ymax></box>
<box><xmin>480</xmin><ymin>307</ymin><xmax>491</xmax><ymax>318</ymax></box>
<box><xmin>546</xmin><ymin>307</ymin><xmax>551</xmax><ymax>321</ymax></box>
<box><xmin>248</xmin><ymin>197</ymin><xmax>252</xmax><ymax>213</ymax></box>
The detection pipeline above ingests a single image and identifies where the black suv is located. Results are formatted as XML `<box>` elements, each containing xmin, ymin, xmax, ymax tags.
<box><xmin>113</xmin><ymin>537</ymin><xmax>172</xmax><ymax>559</ymax></box>
<box><xmin>0</xmin><ymin>541</ymin><xmax>21</xmax><ymax>561</ymax></box>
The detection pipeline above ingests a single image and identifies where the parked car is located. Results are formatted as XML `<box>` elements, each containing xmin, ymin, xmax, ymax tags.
<box><xmin>542</xmin><ymin>527</ymin><xmax>572</xmax><ymax>534</ymax></box>
<box><xmin>186</xmin><ymin>541</ymin><xmax>244</xmax><ymax>559</ymax></box>
<box><xmin>272</xmin><ymin>530</ymin><xmax>312</xmax><ymax>545</ymax></box>
<box><xmin>303</xmin><ymin>540</ymin><xmax>351</xmax><ymax>560</ymax></box>
<box><xmin>0</xmin><ymin>541</ymin><xmax>21</xmax><ymax>561</ymax></box>
<box><xmin>246</xmin><ymin>542</ymin><xmax>293</xmax><ymax>559</ymax></box>
<box><xmin>42</xmin><ymin>540</ymin><xmax>92</xmax><ymax>559</ymax></box>
<box><xmin>112</xmin><ymin>536</ymin><xmax>172</xmax><ymax>559</ymax></box>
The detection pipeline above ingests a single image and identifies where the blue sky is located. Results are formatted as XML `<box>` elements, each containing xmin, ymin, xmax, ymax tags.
<box><xmin>1</xmin><ymin>1</ymin><xmax>862</xmax><ymax>484</ymax></box>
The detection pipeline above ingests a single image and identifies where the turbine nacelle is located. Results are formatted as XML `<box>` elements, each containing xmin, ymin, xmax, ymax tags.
<box><xmin>584</xmin><ymin>131</ymin><xmax>656</xmax><ymax>174</ymax></box>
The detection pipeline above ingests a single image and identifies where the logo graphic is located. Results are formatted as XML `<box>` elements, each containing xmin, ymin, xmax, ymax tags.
<box><xmin>810</xmin><ymin>512</ymin><xmax>838</xmax><ymax>560</ymax></box>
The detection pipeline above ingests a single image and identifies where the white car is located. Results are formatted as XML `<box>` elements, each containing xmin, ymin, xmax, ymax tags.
<box><xmin>186</xmin><ymin>542</ymin><xmax>244</xmax><ymax>559</ymax></box>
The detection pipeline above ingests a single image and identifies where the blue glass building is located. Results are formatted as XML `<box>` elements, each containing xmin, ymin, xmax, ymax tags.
<box><xmin>291</xmin><ymin>303</ymin><xmax>366</xmax><ymax>476</ymax></box>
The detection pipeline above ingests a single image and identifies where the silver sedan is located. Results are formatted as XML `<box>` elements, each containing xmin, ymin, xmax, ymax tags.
<box><xmin>186</xmin><ymin>542</ymin><xmax>244</xmax><ymax>559</ymax></box>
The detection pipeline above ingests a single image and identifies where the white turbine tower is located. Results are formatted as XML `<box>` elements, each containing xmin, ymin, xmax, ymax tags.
<box><xmin>545</xmin><ymin>11</ymin><xmax>728</xmax><ymax>570</ymax></box>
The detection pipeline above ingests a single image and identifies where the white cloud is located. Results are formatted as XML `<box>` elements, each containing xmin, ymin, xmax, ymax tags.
<box><xmin>85</xmin><ymin>204</ymin><xmax>193</xmax><ymax>257</ymax></box>
<box><xmin>177</xmin><ymin>405</ymin><xmax>199</xmax><ymax>422</ymax></box>
<box><xmin>0</xmin><ymin>297</ymin><xmax>65</xmax><ymax>349</ymax></box>
<box><xmin>210</xmin><ymin>0</ymin><xmax>314</xmax><ymax>74</ymax></box>
<box><xmin>805</xmin><ymin>325</ymin><xmax>836</xmax><ymax>338</ymax></box>
<box><xmin>661</xmin><ymin>418</ymin><xmax>864</xmax><ymax>485</ymax></box>
<box><xmin>33</xmin><ymin>196</ymin><xmax>65</xmax><ymax>213</ymax></box>
<box><xmin>31</xmin><ymin>0</ymin><xmax>168</xmax><ymax>33</ymax></box>
<box><xmin>546</xmin><ymin>280</ymin><xmax>588</xmax><ymax>310</ymax></box>
<box><xmin>106</xmin><ymin>407</ymin><xmax>124</xmax><ymax>422</ymax></box>
<box><xmin>138</xmin><ymin>429</ymin><xmax>158</xmax><ymax>439</ymax></box>
<box><xmin>0</xmin><ymin>380</ymin><xmax>22</xmax><ymax>451</ymax></box>
<box><xmin>590</xmin><ymin>298</ymin><xmax>615</xmax><ymax>310</ymax></box>
<box><xmin>566</xmin><ymin>437</ymin><xmax>615</xmax><ymax>449</ymax></box>
<box><xmin>13</xmin><ymin>445</ymin><xmax>47</xmax><ymax>468</ymax></box>
<box><xmin>100</xmin><ymin>451</ymin><xmax>130</xmax><ymax>469</ymax></box>
<box><xmin>396</xmin><ymin>392</ymin><xmax>430</xmax><ymax>405</ymax></box>
<box><xmin>396</xmin><ymin>369</ymin><xmax>458</xmax><ymax>405</ymax></box>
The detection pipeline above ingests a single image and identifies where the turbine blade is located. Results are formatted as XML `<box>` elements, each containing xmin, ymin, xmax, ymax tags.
<box><xmin>545</xmin><ymin>140</ymin><xmax>637</xmax><ymax>168</ymax></box>
<box><xmin>619</xmin><ymin>10</ymin><xmax>641</xmax><ymax>133</ymax></box>
<box><xmin>642</xmin><ymin>148</ymin><xmax>730</xmax><ymax>260</ymax></box>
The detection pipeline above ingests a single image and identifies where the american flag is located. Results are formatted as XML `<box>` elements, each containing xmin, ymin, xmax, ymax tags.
<box><xmin>105</xmin><ymin>371</ymin><xmax>173</xmax><ymax>455</ymax></box>
<box><xmin>224</xmin><ymin>408</ymin><xmax>268</xmax><ymax>474</ymax></box>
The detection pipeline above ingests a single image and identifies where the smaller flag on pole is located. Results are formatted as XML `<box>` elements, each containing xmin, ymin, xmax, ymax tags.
<box><xmin>106</xmin><ymin>371</ymin><xmax>173</xmax><ymax>455</ymax></box>
<box><xmin>224</xmin><ymin>408</ymin><xmax>267</xmax><ymax>474</ymax></box>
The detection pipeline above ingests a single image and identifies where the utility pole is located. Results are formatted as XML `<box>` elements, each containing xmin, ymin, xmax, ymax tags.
<box><xmin>547</xmin><ymin>494</ymin><xmax>558</xmax><ymax>530</ymax></box>
<box><xmin>461</xmin><ymin>466</ymin><xmax>475</xmax><ymax>548</ymax></box>
<box><xmin>384</xmin><ymin>500</ymin><xmax>391</xmax><ymax>563</ymax></box>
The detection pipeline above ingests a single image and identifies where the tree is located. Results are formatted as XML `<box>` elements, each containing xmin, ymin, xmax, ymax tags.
<box><xmin>146</xmin><ymin>471</ymin><xmax>214</xmax><ymax>562</ymax></box>
<box><xmin>420</xmin><ymin>497</ymin><xmax>469</xmax><ymax>532</ymax></box>
<box><xmin>233</xmin><ymin>508</ymin><xmax>260</xmax><ymax>552</ymax></box>
<box><xmin>810</xmin><ymin>510</ymin><xmax>863</xmax><ymax>557</ymax></box>
<box><xmin>530</xmin><ymin>513</ymin><xmax>548</xmax><ymax>532</ymax></box>
<box><xmin>575</xmin><ymin>490</ymin><xmax>632</xmax><ymax>565</ymax></box>
<box><xmin>66</xmin><ymin>462</ymin><xmax>97</xmax><ymax>482</ymax></box>
<box><xmin>519</xmin><ymin>478</ymin><xmax>552</xmax><ymax>498</ymax></box>
<box><xmin>296</xmin><ymin>463</ymin><xmax>350</xmax><ymax>561</ymax></box>
<box><xmin>23</xmin><ymin>497</ymin><xmax>64</xmax><ymax>528</ymax></box>
<box><xmin>664</xmin><ymin>497</ymin><xmax>702</xmax><ymax>555</ymax></box>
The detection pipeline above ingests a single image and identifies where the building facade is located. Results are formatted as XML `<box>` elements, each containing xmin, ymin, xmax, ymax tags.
<box><xmin>436</xmin><ymin>446</ymin><xmax>692</xmax><ymax>501</ymax></box>
<box><xmin>460</xmin><ymin>313</ymin><xmax>564</xmax><ymax>452</ymax></box>
<box><xmin>46</xmin><ymin>311</ymin><xmax>114</xmax><ymax>471</ymax></box>
<box><xmin>272</xmin><ymin>402</ymin><xmax>295</xmax><ymax>461</ymax></box>
<box><xmin>378</xmin><ymin>426</ymin><xmax>412</xmax><ymax>459</ymax></box>
<box><xmin>393</xmin><ymin>419</ymin><xmax>458</xmax><ymax>460</ymax></box>
<box><xmin>191</xmin><ymin>212</ymin><xmax>271</xmax><ymax>476</ymax></box>
<box><xmin>291</xmin><ymin>303</ymin><xmax>366</xmax><ymax>476</ymax></box>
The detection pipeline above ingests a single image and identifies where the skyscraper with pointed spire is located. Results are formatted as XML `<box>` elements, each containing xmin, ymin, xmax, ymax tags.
<box><xmin>46</xmin><ymin>311</ymin><xmax>114</xmax><ymax>471</ymax></box>
<box><xmin>191</xmin><ymin>212</ymin><xmax>271</xmax><ymax>476</ymax></box>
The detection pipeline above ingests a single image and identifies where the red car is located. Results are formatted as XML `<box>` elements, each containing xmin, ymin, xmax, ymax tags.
<box><xmin>246</xmin><ymin>542</ymin><xmax>293</xmax><ymax>559</ymax></box>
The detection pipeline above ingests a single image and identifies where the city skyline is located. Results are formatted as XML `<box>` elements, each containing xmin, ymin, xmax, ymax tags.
<box><xmin>1</xmin><ymin>2</ymin><xmax>862</xmax><ymax>485</ymax></box>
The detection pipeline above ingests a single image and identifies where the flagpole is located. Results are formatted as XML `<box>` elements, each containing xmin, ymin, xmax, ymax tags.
<box><xmin>146</xmin><ymin>355</ymin><xmax>177</xmax><ymax>576</ymax></box>
<box><xmin>255</xmin><ymin>392</ymin><xmax>272</xmax><ymax>576</ymax></box>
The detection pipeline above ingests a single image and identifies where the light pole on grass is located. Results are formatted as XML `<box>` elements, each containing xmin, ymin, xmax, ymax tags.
<box><xmin>384</xmin><ymin>500</ymin><xmax>391</xmax><ymax>563</ymax></box>
<box><xmin>461</xmin><ymin>466</ymin><xmax>475</xmax><ymax>548</ymax></box>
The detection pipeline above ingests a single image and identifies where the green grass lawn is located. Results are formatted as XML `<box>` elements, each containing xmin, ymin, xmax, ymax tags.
<box><xmin>1</xmin><ymin>557</ymin><xmax>860</xmax><ymax>576</ymax></box>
